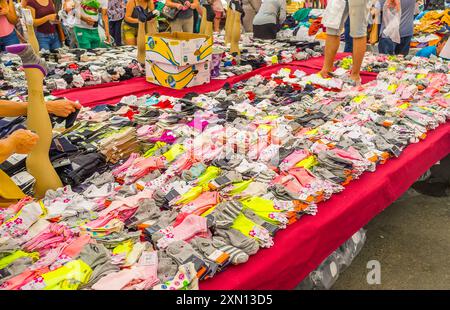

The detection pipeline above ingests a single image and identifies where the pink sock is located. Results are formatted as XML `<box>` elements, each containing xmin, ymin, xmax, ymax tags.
<box><xmin>157</xmin><ymin>215</ymin><xmax>207</xmax><ymax>248</ymax></box>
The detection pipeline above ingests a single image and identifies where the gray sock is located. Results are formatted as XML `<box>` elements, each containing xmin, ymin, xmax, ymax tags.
<box><xmin>242</xmin><ymin>209</ymin><xmax>279</xmax><ymax>235</ymax></box>
<box><xmin>157</xmin><ymin>251</ymin><xmax>179</xmax><ymax>283</ymax></box>
<box><xmin>211</xmin><ymin>236</ymin><xmax>248</xmax><ymax>265</ymax></box>
<box><xmin>117</xmin><ymin>184</ymin><xmax>139</xmax><ymax>197</ymax></box>
<box><xmin>0</xmin><ymin>257</ymin><xmax>33</xmax><ymax>284</ymax></box>
<box><xmin>139</xmin><ymin>170</ymin><xmax>162</xmax><ymax>183</ymax></box>
<box><xmin>150</xmin><ymin>210</ymin><xmax>178</xmax><ymax>243</ymax></box>
<box><xmin>209</xmin><ymin>171</ymin><xmax>243</xmax><ymax>189</ymax></box>
<box><xmin>207</xmin><ymin>200</ymin><xmax>243</xmax><ymax>228</ymax></box>
<box><xmin>215</xmin><ymin>228</ymin><xmax>259</xmax><ymax>255</ymax></box>
<box><xmin>7</xmin><ymin>44</ymin><xmax>48</xmax><ymax>75</ymax></box>
<box><xmin>125</xmin><ymin>198</ymin><xmax>160</xmax><ymax>228</ymax></box>
<box><xmin>78</xmin><ymin>243</ymin><xmax>119</xmax><ymax>288</ymax></box>
<box><xmin>269</xmin><ymin>184</ymin><xmax>300</xmax><ymax>201</ymax></box>
<box><xmin>165</xmin><ymin>240</ymin><xmax>205</xmax><ymax>271</ymax></box>
<box><xmin>90</xmin><ymin>172</ymin><xmax>115</xmax><ymax>187</ymax></box>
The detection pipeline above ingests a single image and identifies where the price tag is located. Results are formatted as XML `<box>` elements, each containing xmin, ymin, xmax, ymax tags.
<box><xmin>11</xmin><ymin>171</ymin><xmax>34</xmax><ymax>187</ymax></box>
<box><xmin>6</xmin><ymin>153</ymin><xmax>27</xmax><ymax>165</ymax></box>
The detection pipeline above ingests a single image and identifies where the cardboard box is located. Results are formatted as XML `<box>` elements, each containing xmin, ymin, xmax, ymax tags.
<box><xmin>145</xmin><ymin>32</ymin><xmax>213</xmax><ymax>66</ymax></box>
<box><xmin>146</xmin><ymin>59</ymin><xmax>211</xmax><ymax>90</ymax></box>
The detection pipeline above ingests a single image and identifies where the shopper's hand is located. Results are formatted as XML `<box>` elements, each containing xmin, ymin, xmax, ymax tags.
<box><xmin>184</xmin><ymin>1</ymin><xmax>191</xmax><ymax>8</ymax></box>
<box><xmin>386</xmin><ymin>0</ymin><xmax>400</xmax><ymax>10</ymax></box>
<box><xmin>104</xmin><ymin>36</ymin><xmax>111</xmax><ymax>44</ymax></box>
<box><xmin>0</xmin><ymin>7</ymin><xmax>8</xmax><ymax>16</ymax></box>
<box><xmin>83</xmin><ymin>16</ymin><xmax>97</xmax><ymax>26</ymax></box>
<box><xmin>46</xmin><ymin>99</ymin><xmax>81</xmax><ymax>117</ymax></box>
<box><xmin>47</xmin><ymin>14</ymin><xmax>58</xmax><ymax>22</ymax></box>
<box><xmin>8</xmin><ymin>129</ymin><xmax>39</xmax><ymax>154</ymax></box>
<box><xmin>175</xmin><ymin>3</ymin><xmax>184</xmax><ymax>10</ymax></box>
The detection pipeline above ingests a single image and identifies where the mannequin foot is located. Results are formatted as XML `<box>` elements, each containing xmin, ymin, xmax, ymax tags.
<box><xmin>6</xmin><ymin>44</ymin><xmax>48</xmax><ymax>76</ymax></box>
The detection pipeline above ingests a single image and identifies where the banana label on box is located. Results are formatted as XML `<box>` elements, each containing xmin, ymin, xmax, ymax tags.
<box><xmin>146</xmin><ymin>32</ymin><xmax>213</xmax><ymax>66</ymax></box>
<box><xmin>146</xmin><ymin>59</ymin><xmax>211</xmax><ymax>90</ymax></box>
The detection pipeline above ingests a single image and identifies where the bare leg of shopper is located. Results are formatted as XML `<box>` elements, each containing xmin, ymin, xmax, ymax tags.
<box><xmin>319</xmin><ymin>34</ymin><xmax>340</xmax><ymax>78</ymax></box>
<box><xmin>350</xmin><ymin>36</ymin><xmax>366</xmax><ymax>84</ymax></box>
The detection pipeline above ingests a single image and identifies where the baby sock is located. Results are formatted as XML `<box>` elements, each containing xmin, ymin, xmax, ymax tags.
<box><xmin>147</xmin><ymin>210</ymin><xmax>178</xmax><ymax>242</ymax></box>
<box><xmin>165</xmin><ymin>240</ymin><xmax>206</xmax><ymax>272</ymax></box>
<box><xmin>6</xmin><ymin>44</ymin><xmax>48</xmax><ymax>75</ymax></box>
<box><xmin>156</xmin><ymin>214</ymin><xmax>208</xmax><ymax>249</ymax></box>
<box><xmin>208</xmin><ymin>171</ymin><xmax>243</xmax><ymax>190</ymax></box>
<box><xmin>242</xmin><ymin>208</ymin><xmax>280</xmax><ymax>235</ymax></box>
<box><xmin>157</xmin><ymin>251</ymin><xmax>179</xmax><ymax>283</ymax></box>
<box><xmin>206</xmin><ymin>200</ymin><xmax>243</xmax><ymax>229</ymax></box>
<box><xmin>214</xmin><ymin>228</ymin><xmax>259</xmax><ymax>255</ymax></box>
<box><xmin>124</xmin><ymin>198</ymin><xmax>160</xmax><ymax>228</ymax></box>
<box><xmin>190</xmin><ymin>237</ymin><xmax>229</xmax><ymax>266</ymax></box>
<box><xmin>211</xmin><ymin>235</ymin><xmax>249</xmax><ymax>265</ymax></box>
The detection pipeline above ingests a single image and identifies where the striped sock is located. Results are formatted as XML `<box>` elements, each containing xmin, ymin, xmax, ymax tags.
<box><xmin>209</xmin><ymin>200</ymin><xmax>243</xmax><ymax>228</ymax></box>
<box><xmin>212</xmin><ymin>236</ymin><xmax>248</xmax><ymax>265</ymax></box>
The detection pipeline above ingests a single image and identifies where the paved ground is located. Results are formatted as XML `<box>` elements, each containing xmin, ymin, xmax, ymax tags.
<box><xmin>332</xmin><ymin>188</ymin><xmax>450</xmax><ymax>289</ymax></box>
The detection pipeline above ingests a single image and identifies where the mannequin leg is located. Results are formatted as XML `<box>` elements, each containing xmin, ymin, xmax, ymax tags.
<box><xmin>137</xmin><ymin>21</ymin><xmax>146</xmax><ymax>65</ymax></box>
<box><xmin>230</xmin><ymin>10</ymin><xmax>241</xmax><ymax>57</ymax></box>
<box><xmin>26</xmin><ymin>24</ymin><xmax>40</xmax><ymax>54</ymax></box>
<box><xmin>6</xmin><ymin>44</ymin><xmax>62</xmax><ymax>198</ymax></box>
<box><xmin>224</xmin><ymin>7</ymin><xmax>234</xmax><ymax>45</ymax></box>
<box><xmin>22</xmin><ymin>9</ymin><xmax>40</xmax><ymax>54</ymax></box>
<box><xmin>199</xmin><ymin>6</ymin><xmax>207</xmax><ymax>34</ymax></box>
<box><xmin>205</xmin><ymin>21</ymin><xmax>213</xmax><ymax>37</ymax></box>
<box><xmin>0</xmin><ymin>169</ymin><xmax>25</xmax><ymax>206</ymax></box>
<box><xmin>146</xmin><ymin>19</ymin><xmax>158</xmax><ymax>36</ymax></box>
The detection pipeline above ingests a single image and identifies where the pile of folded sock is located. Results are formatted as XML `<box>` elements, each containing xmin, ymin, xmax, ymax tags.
<box><xmin>0</xmin><ymin>46</ymin><xmax>144</xmax><ymax>100</ymax></box>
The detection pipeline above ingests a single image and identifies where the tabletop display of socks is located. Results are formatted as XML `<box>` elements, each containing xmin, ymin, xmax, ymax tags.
<box><xmin>0</xmin><ymin>52</ymin><xmax>449</xmax><ymax>290</ymax></box>
<box><xmin>0</xmin><ymin>46</ymin><xmax>144</xmax><ymax>101</ymax></box>
<box><xmin>212</xmin><ymin>33</ymin><xmax>323</xmax><ymax>79</ymax></box>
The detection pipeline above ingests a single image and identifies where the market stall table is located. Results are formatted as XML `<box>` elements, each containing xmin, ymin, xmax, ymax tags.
<box><xmin>200</xmin><ymin>122</ymin><xmax>450</xmax><ymax>289</ymax></box>
<box><xmin>52</xmin><ymin>53</ymin><xmax>376</xmax><ymax>107</ymax></box>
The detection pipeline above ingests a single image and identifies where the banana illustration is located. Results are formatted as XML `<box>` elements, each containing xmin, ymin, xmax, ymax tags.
<box><xmin>194</xmin><ymin>39</ymin><xmax>213</xmax><ymax>61</ymax></box>
<box><xmin>150</xmin><ymin>62</ymin><xmax>198</xmax><ymax>89</ymax></box>
<box><xmin>147</xmin><ymin>37</ymin><xmax>180</xmax><ymax>66</ymax></box>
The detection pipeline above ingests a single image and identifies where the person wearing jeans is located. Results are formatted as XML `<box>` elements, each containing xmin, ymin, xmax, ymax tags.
<box><xmin>73</xmin><ymin>0</ymin><xmax>110</xmax><ymax>49</ymax></box>
<box><xmin>22</xmin><ymin>0</ymin><xmax>62</xmax><ymax>50</ymax></box>
<box><xmin>319</xmin><ymin>0</ymin><xmax>370</xmax><ymax>85</ymax></box>
<box><xmin>0</xmin><ymin>0</ymin><xmax>20</xmax><ymax>51</ymax></box>
<box><xmin>378</xmin><ymin>0</ymin><xmax>415</xmax><ymax>56</ymax></box>
<box><xmin>108</xmin><ymin>0</ymin><xmax>125</xmax><ymax>46</ymax></box>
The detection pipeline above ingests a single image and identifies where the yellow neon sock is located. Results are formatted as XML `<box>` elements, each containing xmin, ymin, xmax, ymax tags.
<box><xmin>0</xmin><ymin>250</ymin><xmax>39</xmax><ymax>269</ymax></box>
<box><xmin>196</xmin><ymin>166</ymin><xmax>221</xmax><ymax>186</ymax></box>
<box><xmin>176</xmin><ymin>185</ymin><xmax>203</xmax><ymax>205</ymax></box>
<box><xmin>144</xmin><ymin>141</ymin><xmax>167</xmax><ymax>158</ymax></box>
<box><xmin>295</xmin><ymin>155</ymin><xmax>318</xmax><ymax>169</ymax></box>
<box><xmin>162</xmin><ymin>144</ymin><xmax>185</xmax><ymax>162</ymax></box>
<box><xmin>42</xmin><ymin>259</ymin><xmax>92</xmax><ymax>290</ymax></box>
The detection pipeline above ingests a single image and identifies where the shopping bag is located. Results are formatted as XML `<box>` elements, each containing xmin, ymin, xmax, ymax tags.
<box><xmin>382</xmin><ymin>0</ymin><xmax>401</xmax><ymax>44</ymax></box>
<box><xmin>161</xmin><ymin>4</ymin><xmax>180</xmax><ymax>20</ymax></box>
<box><xmin>369</xmin><ymin>23</ymin><xmax>379</xmax><ymax>45</ymax></box>
<box><xmin>322</xmin><ymin>0</ymin><xmax>346</xmax><ymax>29</ymax></box>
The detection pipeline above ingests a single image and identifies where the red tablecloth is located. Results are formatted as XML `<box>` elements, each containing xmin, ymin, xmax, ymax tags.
<box><xmin>200</xmin><ymin>122</ymin><xmax>450</xmax><ymax>290</ymax></box>
<box><xmin>52</xmin><ymin>53</ymin><xmax>375</xmax><ymax>107</ymax></box>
